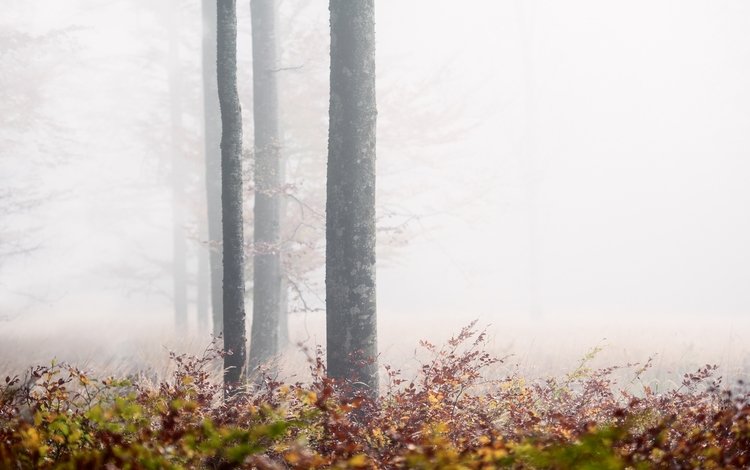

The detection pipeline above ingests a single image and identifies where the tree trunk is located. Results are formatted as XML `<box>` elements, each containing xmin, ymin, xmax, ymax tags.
<box><xmin>217</xmin><ymin>0</ymin><xmax>246</xmax><ymax>390</ymax></box>
<box><xmin>326</xmin><ymin>0</ymin><xmax>378</xmax><ymax>398</ymax></box>
<box><xmin>168</xmin><ymin>0</ymin><xmax>188</xmax><ymax>334</ymax></box>
<box><xmin>516</xmin><ymin>0</ymin><xmax>542</xmax><ymax>318</ymax></box>
<box><xmin>249</xmin><ymin>0</ymin><xmax>282</xmax><ymax>372</ymax></box>
<box><xmin>279</xmin><ymin>139</ymin><xmax>289</xmax><ymax>347</ymax></box>
<box><xmin>196</xmin><ymin>231</ymin><xmax>209</xmax><ymax>333</ymax></box>
<box><xmin>279</xmin><ymin>276</ymin><xmax>289</xmax><ymax>346</ymax></box>
<box><xmin>202</xmin><ymin>0</ymin><xmax>224</xmax><ymax>336</ymax></box>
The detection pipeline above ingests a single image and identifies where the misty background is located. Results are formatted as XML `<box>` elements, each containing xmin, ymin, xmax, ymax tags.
<box><xmin>2</xmin><ymin>0</ymin><xmax>749</xmax><ymax>380</ymax></box>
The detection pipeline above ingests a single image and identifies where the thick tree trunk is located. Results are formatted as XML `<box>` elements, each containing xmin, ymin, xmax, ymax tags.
<box><xmin>202</xmin><ymin>0</ymin><xmax>224</xmax><ymax>336</ymax></box>
<box><xmin>326</xmin><ymin>0</ymin><xmax>378</xmax><ymax>398</ymax></box>
<box><xmin>217</xmin><ymin>0</ymin><xmax>246</xmax><ymax>390</ymax></box>
<box><xmin>249</xmin><ymin>0</ymin><xmax>282</xmax><ymax>372</ymax></box>
<box><xmin>168</xmin><ymin>0</ymin><xmax>188</xmax><ymax>334</ymax></box>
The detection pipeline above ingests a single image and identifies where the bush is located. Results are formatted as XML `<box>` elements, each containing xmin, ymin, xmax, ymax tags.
<box><xmin>1</xmin><ymin>325</ymin><xmax>748</xmax><ymax>469</ymax></box>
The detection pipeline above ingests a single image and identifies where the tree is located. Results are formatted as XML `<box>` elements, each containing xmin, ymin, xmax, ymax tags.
<box><xmin>167</xmin><ymin>0</ymin><xmax>189</xmax><ymax>333</ymax></box>
<box><xmin>248</xmin><ymin>0</ymin><xmax>283</xmax><ymax>373</ymax></box>
<box><xmin>202</xmin><ymin>0</ymin><xmax>223</xmax><ymax>336</ymax></box>
<box><xmin>93</xmin><ymin>1</ymin><xmax>210</xmax><ymax>329</ymax></box>
<box><xmin>269</xmin><ymin>0</ymin><xmax>466</xmax><ymax>324</ymax></box>
<box><xmin>217</xmin><ymin>0</ymin><xmax>246</xmax><ymax>390</ymax></box>
<box><xmin>325</xmin><ymin>0</ymin><xmax>378</xmax><ymax>398</ymax></box>
<box><xmin>0</xmin><ymin>16</ymin><xmax>70</xmax><ymax>265</ymax></box>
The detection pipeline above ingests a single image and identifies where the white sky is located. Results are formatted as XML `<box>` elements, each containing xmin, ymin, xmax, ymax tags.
<box><xmin>378</xmin><ymin>0</ymin><xmax>750</xmax><ymax>320</ymax></box>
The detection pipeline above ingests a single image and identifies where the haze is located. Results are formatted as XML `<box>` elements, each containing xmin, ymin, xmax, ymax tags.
<box><xmin>2</xmin><ymin>0</ymin><xmax>749</xmax><ymax>382</ymax></box>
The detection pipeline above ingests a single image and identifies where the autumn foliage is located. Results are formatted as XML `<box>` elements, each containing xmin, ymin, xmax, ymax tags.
<box><xmin>1</xmin><ymin>323</ymin><xmax>748</xmax><ymax>469</ymax></box>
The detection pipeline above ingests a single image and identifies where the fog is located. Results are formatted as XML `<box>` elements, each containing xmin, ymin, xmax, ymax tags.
<box><xmin>2</xmin><ymin>1</ymin><xmax>749</xmax><ymax>382</ymax></box>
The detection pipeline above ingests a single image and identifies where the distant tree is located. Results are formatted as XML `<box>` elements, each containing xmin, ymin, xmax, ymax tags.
<box><xmin>93</xmin><ymin>1</ymin><xmax>208</xmax><ymax>326</ymax></box>
<box><xmin>217</xmin><ymin>0</ymin><xmax>246</xmax><ymax>390</ymax></box>
<box><xmin>202</xmin><ymin>0</ymin><xmax>223</xmax><ymax>336</ymax></box>
<box><xmin>167</xmin><ymin>0</ymin><xmax>189</xmax><ymax>333</ymax></box>
<box><xmin>196</xmin><ymin>215</ymin><xmax>210</xmax><ymax>333</ymax></box>
<box><xmin>515</xmin><ymin>0</ymin><xmax>542</xmax><ymax>318</ymax></box>
<box><xmin>248</xmin><ymin>0</ymin><xmax>282</xmax><ymax>373</ymax></box>
<box><xmin>326</xmin><ymin>0</ymin><xmax>378</xmax><ymax>398</ymax></box>
<box><xmin>0</xmin><ymin>22</ymin><xmax>68</xmax><ymax>263</ymax></box>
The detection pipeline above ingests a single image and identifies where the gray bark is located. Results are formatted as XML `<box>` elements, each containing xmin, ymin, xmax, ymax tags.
<box><xmin>326</xmin><ymin>0</ymin><xmax>378</xmax><ymax>398</ymax></box>
<box><xmin>248</xmin><ymin>0</ymin><xmax>282</xmax><ymax>372</ymax></box>
<box><xmin>202</xmin><ymin>0</ymin><xmax>224</xmax><ymax>336</ymax></box>
<box><xmin>217</xmin><ymin>0</ymin><xmax>246</xmax><ymax>389</ymax></box>
<box><xmin>168</xmin><ymin>0</ymin><xmax>188</xmax><ymax>334</ymax></box>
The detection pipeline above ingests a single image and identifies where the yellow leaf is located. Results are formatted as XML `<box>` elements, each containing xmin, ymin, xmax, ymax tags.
<box><xmin>348</xmin><ymin>454</ymin><xmax>369</xmax><ymax>467</ymax></box>
<box><xmin>285</xmin><ymin>451</ymin><xmax>300</xmax><ymax>464</ymax></box>
<box><xmin>21</xmin><ymin>428</ymin><xmax>41</xmax><ymax>449</ymax></box>
<box><xmin>303</xmin><ymin>391</ymin><xmax>317</xmax><ymax>405</ymax></box>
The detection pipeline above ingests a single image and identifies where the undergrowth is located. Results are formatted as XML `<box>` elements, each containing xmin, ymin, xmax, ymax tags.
<box><xmin>1</xmin><ymin>322</ymin><xmax>748</xmax><ymax>469</ymax></box>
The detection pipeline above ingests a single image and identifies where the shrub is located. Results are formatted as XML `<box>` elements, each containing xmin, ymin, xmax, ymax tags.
<box><xmin>1</xmin><ymin>325</ymin><xmax>748</xmax><ymax>468</ymax></box>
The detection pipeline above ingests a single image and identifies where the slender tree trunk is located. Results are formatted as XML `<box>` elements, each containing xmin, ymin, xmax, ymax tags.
<box><xmin>217</xmin><ymin>0</ymin><xmax>246</xmax><ymax>390</ymax></box>
<box><xmin>279</xmin><ymin>143</ymin><xmax>289</xmax><ymax>347</ymax></box>
<box><xmin>249</xmin><ymin>0</ymin><xmax>282</xmax><ymax>372</ymax></box>
<box><xmin>279</xmin><ymin>277</ymin><xmax>289</xmax><ymax>346</ymax></box>
<box><xmin>196</xmin><ymin>231</ymin><xmax>209</xmax><ymax>333</ymax></box>
<box><xmin>202</xmin><ymin>0</ymin><xmax>224</xmax><ymax>336</ymax></box>
<box><xmin>516</xmin><ymin>0</ymin><xmax>542</xmax><ymax>318</ymax></box>
<box><xmin>326</xmin><ymin>0</ymin><xmax>378</xmax><ymax>398</ymax></box>
<box><xmin>168</xmin><ymin>0</ymin><xmax>188</xmax><ymax>334</ymax></box>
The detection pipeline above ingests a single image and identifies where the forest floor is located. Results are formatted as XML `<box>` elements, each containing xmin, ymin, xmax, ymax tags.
<box><xmin>2</xmin><ymin>311</ymin><xmax>748</xmax><ymax>386</ymax></box>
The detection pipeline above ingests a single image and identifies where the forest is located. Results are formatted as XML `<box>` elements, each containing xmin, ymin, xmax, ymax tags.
<box><xmin>1</xmin><ymin>0</ymin><xmax>749</xmax><ymax>468</ymax></box>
